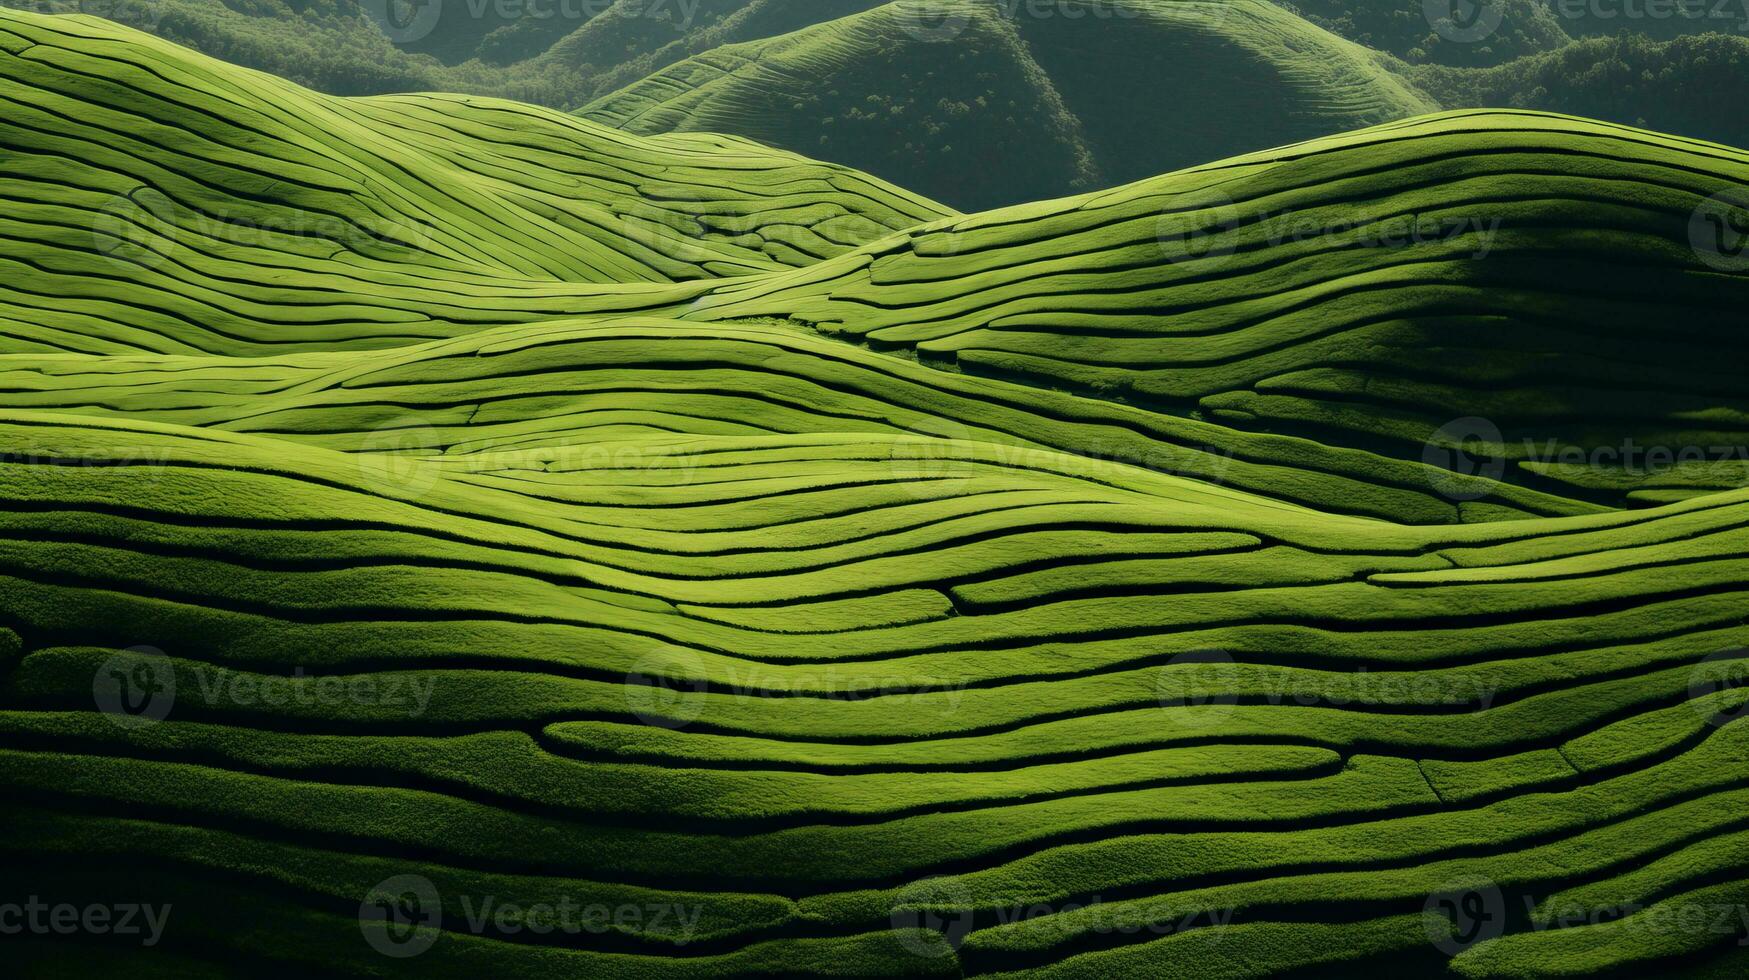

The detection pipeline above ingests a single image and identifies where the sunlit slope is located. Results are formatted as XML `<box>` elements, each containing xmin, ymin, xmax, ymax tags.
<box><xmin>681</xmin><ymin>109</ymin><xmax>1749</xmax><ymax>505</ymax></box>
<box><xmin>0</xmin><ymin>9</ymin><xmax>951</xmax><ymax>354</ymax></box>
<box><xmin>0</xmin><ymin>317</ymin><xmax>1606</xmax><ymax>524</ymax></box>
<box><xmin>2</xmin><ymin>408</ymin><xmax>1747</xmax><ymax>976</ymax></box>
<box><xmin>579</xmin><ymin>0</ymin><xmax>1436</xmax><ymax>209</ymax></box>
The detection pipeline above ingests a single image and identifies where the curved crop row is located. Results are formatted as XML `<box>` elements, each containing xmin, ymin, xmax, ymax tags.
<box><xmin>0</xmin><ymin>8</ymin><xmax>949</xmax><ymax>355</ymax></box>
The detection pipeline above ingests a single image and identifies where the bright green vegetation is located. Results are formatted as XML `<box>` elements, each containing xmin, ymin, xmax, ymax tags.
<box><xmin>2</xmin><ymin>7</ymin><xmax>1748</xmax><ymax>979</ymax></box>
<box><xmin>0</xmin><ymin>8</ymin><xmax>949</xmax><ymax>349</ymax></box>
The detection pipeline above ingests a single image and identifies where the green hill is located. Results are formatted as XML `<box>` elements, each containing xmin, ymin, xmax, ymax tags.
<box><xmin>579</xmin><ymin>0</ymin><xmax>1439</xmax><ymax>209</ymax></box>
<box><xmin>6</xmin><ymin>0</ymin><xmax>1747</xmax><ymax>212</ymax></box>
<box><xmin>0</xmin><ymin>8</ymin><xmax>949</xmax><ymax>354</ymax></box>
<box><xmin>1412</xmin><ymin>31</ymin><xmax>1749</xmax><ymax>152</ymax></box>
<box><xmin>0</xmin><ymin>0</ymin><xmax>890</xmax><ymax>104</ymax></box>
<box><xmin>1283</xmin><ymin>0</ymin><xmax>1744</xmax><ymax>67</ymax></box>
<box><xmin>676</xmin><ymin>109</ymin><xmax>1749</xmax><ymax>506</ymax></box>
<box><xmin>3</xmin><ymin>9</ymin><xmax>1749</xmax><ymax>980</ymax></box>
<box><xmin>1284</xmin><ymin>0</ymin><xmax>1573</xmax><ymax>66</ymax></box>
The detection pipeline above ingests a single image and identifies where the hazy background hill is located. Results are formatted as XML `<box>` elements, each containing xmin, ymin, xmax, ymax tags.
<box><xmin>578</xmin><ymin>0</ymin><xmax>1435</xmax><ymax>208</ymax></box>
<box><xmin>1284</xmin><ymin>0</ymin><xmax>1573</xmax><ymax>65</ymax></box>
<box><xmin>8</xmin><ymin>0</ymin><xmax>1747</xmax><ymax>207</ymax></box>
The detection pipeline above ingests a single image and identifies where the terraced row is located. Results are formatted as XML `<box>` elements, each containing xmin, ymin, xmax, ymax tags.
<box><xmin>4</xmin><ymin>14</ymin><xmax>1744</xmax><ymax>517</ymax></box>
<box><xmin>1</xmin><ymin>9</ymin><xmax>1746</xmax><ymax>978</ymax></box>
<box><xmin>0</xmin><ymin>316</ymin><xmax>1610</xmax><ymax>524</ymax></box>
<box><xmin>678</xmin><ymin>110</ymin><xmax>1749</xmax><ymax>504</ymax></box>
<box><xmin>0</xmin><ymin>8</ymin><xmax>948</xmax><ymax>355</ymax></box>
<box><xmin>1</xmin><ymin>410</ymin><xmax>1747</xmax><ymax>976</ymax></box>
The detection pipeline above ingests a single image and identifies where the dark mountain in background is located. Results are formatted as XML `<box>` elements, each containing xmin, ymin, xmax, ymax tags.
<box><xmin>8</xmin><ymin>0</ymin><xmax>1744</xmax><ymax>206</ymax></box>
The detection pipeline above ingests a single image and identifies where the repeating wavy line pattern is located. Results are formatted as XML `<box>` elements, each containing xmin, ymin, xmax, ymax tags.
<box><xmin>0</xmin><ymin>8</ymin><xmax>1747</xmax><ymax>980</ymax></box>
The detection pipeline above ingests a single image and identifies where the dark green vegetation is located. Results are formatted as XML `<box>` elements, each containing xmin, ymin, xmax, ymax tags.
<box><xmin>1411</xmin><ymin>32</ymin><xmax>1749</xmax><ymax>150</ymax></box>
<box><xmin>578</xmin><ymin>0</ymin><xmax>1435</xmax><ymax>209</ymax></box>
<box><xmin>2</xmin><ymin>6</ymin><xmax>1749</xmax><ymax>979</ymax></box>
<box><xmin>6</xmin><ymin>0</ymin><xmax>1749</xmax><ymax>207</ymax></box>
<box><xmin>1284</xmin><ymin>0</ymin><xmax>1573</xmax><ymax>66</ymax></box>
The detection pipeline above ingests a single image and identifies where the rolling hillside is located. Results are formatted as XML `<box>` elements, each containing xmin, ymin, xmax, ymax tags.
<box><xmin>2</xmin><ymin>8</ymin><xmax>1749</xmax><ymax>980</ymax></box>
<box><xmin>579</xmin><ymin>0</ymin><xmax>1438</xmax><ymax>208</ymax></box>
<box><xmin>1285</xmin><ymin>0</ymin><xmax>1573</xmax><ymax>66</ymax></box>
<box><xmin>6</xmin><ymin>0</ymin><xmax>1747</xmax><ymax>212</ymax></box>
<box><xmin>1412</xmin><ymin>31</ymin><xmax>1749</xmax><ymax>153</ymax></box>
<box><xmin>0</xmin><ymin>9</ymin><xmax>949</xmax><ymax>354</ymax></box>
<box><xmin>5</xmin><ymin>329</ymin><xmax>1749</xmax><ymax>977</ymax></box>
<box><xmin>674</xmin><ymin>109</ymin><xmax>1749</xmax><ymax>506</ymax></box>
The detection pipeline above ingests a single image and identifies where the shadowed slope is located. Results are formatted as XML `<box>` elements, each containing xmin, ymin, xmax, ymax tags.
<box><xmin>677</xmin><ymin>109</ymin><xmax>1749</xmax><ymax>506</ymax></box>
<box><xmin>579</xmin><ymin>0</ymin><xmax>1436</xmax><ymax>209</ymax></box>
